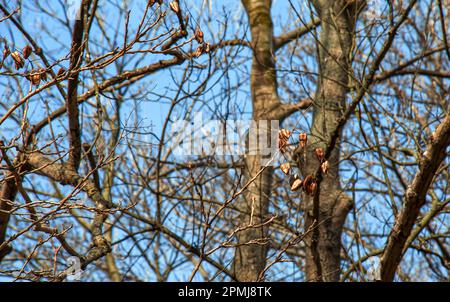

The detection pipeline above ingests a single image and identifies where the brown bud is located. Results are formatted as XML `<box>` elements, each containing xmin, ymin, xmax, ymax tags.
<box><xmin>278</xmin><ymin>129</ymin><xmax>291</xmax><ymax>153</ymax></box>
<box><xmin>315</xmin><ymin>148</ymin><xmax>325</xmax><ymax>162</ymax></box>
<box><xmin>279</xmin><ymin>129</ymin><xmax>291</xmax><ymax>140</ymax></box>
<box><xmin>56</xmin><ymin>67</ymin><xmax>66</xmax><ymax>78</ymax></box>
<box><xmin>321</xmin><ymin>160</ymin><xmax>329</xmax><ymax>175</ymax></box>
<box><xmin>39</xmin><ymin>68</ymin><xmax>48</xmax><ymax>82</ymax></box>
<box><xmin>303</xmin><ymin>175</ymin><xmax>313</xmax><ymax>194</ymax></box>
<box><xmin>28</xmin><ymin>70</ymin><xmax>41</xmax><ymax>86</ymax></box>
<box><xmin>291</xmin><ymin>179</ymin><xmax>303</xmax><ymax>191</ymax></box>
<box><xmin>22</xmin><ymin>45</ymin><xmax>33</xmax><ymax>59</ymax></box>
<box><xmin>278</xmin><ymin>139</ymin><xmax>287</xmax><ymax>153</ymax></box>
<box><xmin>280</xmin><ymin>163</ymin><xmax>291</xmax><ymax>175</ymax></box>
<box><xmin>309</xmin><ymin>181</ymin><xmax>317</xmax><ymax>196</ymax></box>
<box><xmin>169</xmin><ymin>1</ymin><xmax>180</xmax><ymax>14</ymax></box>
<box><xmin>3</xmin><ymin>45</ymin><xmax>10</xmax><ymax>59</ymax></box>
<box><xmin>195</xmin><ymin>27</ymin><xmax>204</xmax><ymax>44</ymax></box>
<box><xmin>204</xmin><ymin>42</ymin><xmax>210</xmax><ymax>53</ymax></box>
<box><xmin>11</xmin><ymin>51</ymin><xmax>24</xmax><ymax>69</ymax></box>
<box><xmin>31</xmin><ymin>74</ymin><xmax>41</xmax><ymax>86</ymax></box>
<box><xmin>299</xmin><ymin>132</ymin><xmax>307</xmax><ymax>148</ymax></box>
<box><xmin>193</xmin><ymin>45</ymin><xmax>203</xmax><ymax>57</ymax></box>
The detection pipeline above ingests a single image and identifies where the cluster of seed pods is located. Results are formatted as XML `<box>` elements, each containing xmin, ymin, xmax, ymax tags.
<box><xmin>278</xmin><ymin>129</ymin><xmax>329</xmax><ymax>196</ymax></box>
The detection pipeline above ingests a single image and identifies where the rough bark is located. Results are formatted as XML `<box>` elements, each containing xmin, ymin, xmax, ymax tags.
<box><xmin>67</xmin><ymin>0</ymin><xmax>91</xmax><ymax>171</ymax></box>
<box><xmin>0</xmin><ymin>173</ymin><xmax>17</xmax><ymax>262</ymax></box>
<box><xmin>25</xmin><ymin>151</ymin><xmax>112</xmax><ymax>270</ymax></box>
<box><xmin>298</xmin><ymin>0</ymin><xmax>363</xmax><ymax>282</ymax></box>
<box><xmin>233</xmin><ymin>0</ymin><xmax>321</xmax><ymax>282</ymax></box>
<box><xmin>233</xmin><ymin>0</ymin><xmax>278</xmax><ymax>282</ymax></box>
<box><xmin>233</xmin><ymin>0</ymin><xmax>313</xmax><ymax>281</ymax></box>
<box><xmin>0</xmin><ymin>142</ymin><xmax>21</xmax><ymax>262</ymax></box>
<box><xmin>380</xmin><ymin>112</ymin><xmax>450</xmax><ymax>281</ymax></box>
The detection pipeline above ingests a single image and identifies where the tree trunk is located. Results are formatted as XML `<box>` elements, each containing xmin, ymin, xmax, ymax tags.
<box><xmin>299</xmin><ymin>0</ymin><xmax>363</xmax><ymax>282</ymax></box>
<box><xmin>233</xmin><ymin>0</ymin><xmax>280</xmax><ymax>282</ymax></box>
<box><xmin>0</xmin><ymin>176</ymin><xmax>17</xmax><ymax>261</ymax></box>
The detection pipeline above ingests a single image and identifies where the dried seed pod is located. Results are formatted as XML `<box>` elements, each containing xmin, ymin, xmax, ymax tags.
<box><xmin>204</xmin><ymin>42</ymin><xmax>210</xmax><ymax>53</ymax></box>
<box><xmin>321</xmin><ymin>160</ymin><xmax>329</xmax><ymax>175</ymax></box>
<box><xmin>278</xmin><ymin>129</ymin><xmax>291</xmax><ymax>153</ymax></box>
<box><xmin>309</xmin><ymin>181</ymin><xmax>317</xmax><ymax>196</ymax></box>
<box><xmin>195</xmin><ymin>27</ymin><xmax>204</xmax><ymax>44</ymax></box>
<box><xmin>22</xmin><ymin>45</ymin><xmax>32</xmax><ymax>59</ymax></box>
<box><xmin>169</xmin><ymin>1</ymin><xmax>180</xmax><ymax>13</ymax></box>
<box><xmin>39</xmin><ymin>68</ymin><xmax>48</xmax><ymax>82</ymax></box>
<box><xmin>280</xmin><ymin>163</ymin><xmax>291</xmax><ymax>175</ymax></box>
<box><xmin>315</xmin><ymin>147</ymin><xmax>325</xmax><ymax>162</ymax></box>
<box><xmin>299</xmin><ymin>132</ymin><xmax>307</xmax><ymax>148</ymax></box>
<box><xmin>193</xmin><ymin>45</ymin><xmax>203</xmax><ymax>57</ymax></box>
<box><xmin>11</xmin><ymin>51</ymin><xmax>24</xmax><ymax>69</ymax></box>
<box><xmin>279</xmin><ymin>129</ymin><xmax>291</xmax><ymax>140</ymax></box>
<box><xmin>303</xmin><ymin>175</ymin><xmax>313</xmax><ymax>194</ymax></box>
<box><xmin>150</xmin><ymin>0</ymin><xmax>162</xmax><ymax>6</ymax></box>
<box><xmin>278</xmin><ymin>139</ymin><xmax>286</xmax><ymax>153</ymax></box>
<box><xmin>31</xmin><ymin>74</ymin><xmax>41</xmax><ymax>86</ymax></box>
<box><xmin>28</xmin><ymin>70</ymin><xmax>41</xmax><ymax>86</ymax></box>
<box><xmin>3</xmin><ymin>45</ymin><xmax>10</xmax><ymax>59</ymax></box>
<box><xmin>289</xmin><ymin>174</ymin><xmax>301</xmax><ymax>190</ymax></box>
<box><xmin>56</xmin><ymin>67</ymin><xmax>66</xmax><ymax>78</ymax></box>
<box><xmin>291</xmin><ymin>179</ymin><xmax>303</xmax><ymax>191</ymax></box>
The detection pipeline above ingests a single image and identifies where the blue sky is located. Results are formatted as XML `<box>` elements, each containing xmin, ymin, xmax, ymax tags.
<box><xmin>0</xmin><ymin>0</ymin><xmax>448</xmax><ymax>281</ymax></box>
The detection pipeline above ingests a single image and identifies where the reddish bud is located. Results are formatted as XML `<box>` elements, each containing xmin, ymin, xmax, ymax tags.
<box><xmin>291</xmin><ymin>179</ymin><xmax>303</xmax><ymax>191</ymax></box>
<box><xmin>169</xmin><ymin>1</ymin><xmax>180</xmax><ymax>14</ymax></box>
<box><xmin>280</xmin><ymin>163</ymin><xmax>291</xmax><ymax>175</ymax></box>
<box><xmin>303</xmin><ymin>175</ymin><xmax>313</xmax><ymax>194</ymax></box>
<box><xmin>39</xmin><ymin>68</ymin><xmax>48</xmax><ymax>82</ymax></box>
<box><xmin>321</xmin><ymin>160</ymin><xmax>329</xmax><ymax>175</ymax></box>
<box><xmin>195</xmin><ymin>27</ymin><xmax>204</xmax><ymax>44</ymax></box>
<box><xmin>204</xmin><ymin>42</ymin><xmax>210</xmax><ymax>53</ymax></box>
<box><xmin>279</xmin><ymin>129</ymin><xmax>291</xmax><ymax>140</ymax></box>
<box><xmin>193</xmin><ymin>45</ymin><xmax>203</xmax><ymax>57</ymax></box>
<box><xmin>299</xmin><ymin>132</ymin><xmax>307</xmax><ymax>147</ymax></box>
<box><xmin>278</xmin><ymin>139</ymin><xmax>288</xmax><ymax>153</ymax></box>
<box><xmin>309</xmin><ymin>181</ymin><xmax>317</xmax><ymax>196</ymax></box>
<box><xmin>11</xmin><ymin>51</ymin><xmax>24</xmax><ymax>69</ymax></box>
<box><xmin>22</xmin><ymin>45</ymin><xmax>32</xmax><ymax>59</ymax></box>
<box><xmin>56</xmin><ymin>67</ymin><xmax>66</xmax><ymax>78</ymax></box>
<box><xmin>3</xmin><ymin>45</ymin><xmax>10</xmax><ymax>59</ymax></box>
<box><xmin>315</xmin><ymin>148</ymin><xmax>325</xmax><ymax>162</ymax></box>
<box><xmin>27</xmin><ymin>69</ymin><xmax>41</xmax><ymax>86</ymax></box>
<box><xmin>278</xmin><ymin>129</ymin><xmax>291</xmax><ymax>153</ymax></box>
